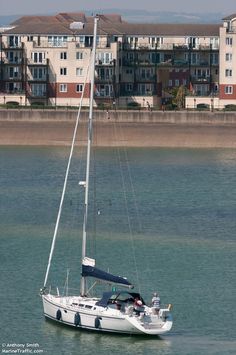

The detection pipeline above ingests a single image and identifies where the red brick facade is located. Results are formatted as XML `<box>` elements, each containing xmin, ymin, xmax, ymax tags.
<box><xmin>56</xmin><ymin>83</ymin><xmax>90</xmax><ymax>98</ymax></box>
<box><xmin>219</xmin><ymin>85</ymin><xmax>236</xmax><ymax>100</ymax></box>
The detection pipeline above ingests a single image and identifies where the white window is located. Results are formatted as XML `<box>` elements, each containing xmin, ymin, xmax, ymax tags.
<box><xmin>168</xmin><ymin>79</ymin><xmax>172</xmax><ymax>86</ymax></box>
<box><xmin>191</xmin><ymin>53</ymin><xmax>199</xmax><ymax>64</ymax></box>
<box><xmin>76</xmin><ymin>52</ymin><xmax>83</xmax><ymax>60</ymax></box>
<box><xmin>182</xmin><ymin>79</ymin><xmax>187</xmax><ymax>86</ymax></box>
<box><xmin>225</xmin><ymin>53</ymin><xmax>232</xmax><ymax>62</ymax></box>
<box><xmin>226</xmin><ymin>37</ymin><xmax>233</xmax><ymax>46</ymax></box>
<box><xmin>60</xmin><ymin>67</ymin><xmax>67</xmax><ymax>75</ymax></box>
<box><xmin>125</xmin><ymin>83</ymin><xmax>133</xmax><ymax>92</ymax></box>
<box><xmin>76</xmin><ymin>84</ymin><xmax>84</xmax><ymax>92</ymax></box>
<box><xmin>211</xmin><ymin>53</ymin><xmax>219</xmax><ymax>65</ymax></box>
<box><xmin>225</xmin><ymin>69</ymin><xmax>232</xmax><ymax>77</ymax></box>
<box><xmin>97</xmin><ymin>52</ymin><xmax>113</xmax><ymax>64</ymax></box>
<box><xmin>59</xmin><ymin>84</ymin><xmax>67</xmax><ymax>92</ymax></box>
<box><xmin>175</xmin><ymin>79</ymin><xmax>180</xmax><ymax>86</ymax></box>
<box><xmin>76</xmin><ymin>68</ymin><xmax>83</xmax><ymax>76</ymax></box>
<box><xmin>31</xmin><ymin>52</ymin><xmax>45</xmax><ymax>63</ymax></box>
<box><xmin>9</xmin><ymin>66</ymin><xmax>19</xmax><ymax>78</ymax></box>
<box><xmin>60</xmin><ymin>52</ymin><xmax>67</xmax><ymax>60</ymax></box>
<box><xmin>48</xmin><ymin>36</ymin><xmax>67</xmax><ymax>46</ymax></box>
<box><xmin>225</xmin><ymin>86</ymin><xmax>233</xmax><ymax>94</ymax></box>
<box><xmin>31</xmin><ymin>83</ymin><xmax>46</xmax><ymax>96</ymax></box>
<box><xmin>96</xmin><ymin>84</ymin><xmax>113</xmax><ymax>97</ymax></box>
<box><xmin>32</xmin><ymin>67</ymin><xmax>46</xmax><ymax>79</ymax></box>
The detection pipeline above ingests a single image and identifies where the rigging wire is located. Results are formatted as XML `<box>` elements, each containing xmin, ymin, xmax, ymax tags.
<box><xmin>111</xmin><ymin>115</ymin><xmax>142</xmax><ymax>294</ymax></box>
<box><xmin>43</xmin><ymin>61</ymin><xmax>91</xmax><ymax>288</ymax></box>
<box><xmin>97</xmin><ymin>53</ymin><xmax>144</xmax><ymax>292</ymax></box>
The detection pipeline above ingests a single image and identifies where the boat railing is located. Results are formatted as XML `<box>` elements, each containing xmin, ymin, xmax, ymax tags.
<box><xmin>41</xmin><ymin>285</ymin><xmax>81</xmax><ymax>296</ymax></box>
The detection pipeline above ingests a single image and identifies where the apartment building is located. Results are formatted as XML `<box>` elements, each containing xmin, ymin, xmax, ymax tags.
<box><xmin>219</xmin><ymin>14</ymin><xmax>236</xmax><ymax>103</ymax></box>
<box><xmin>0</xmin><ymin>12</ymin><xmax>233</xmax><ymax>109</ymax></box>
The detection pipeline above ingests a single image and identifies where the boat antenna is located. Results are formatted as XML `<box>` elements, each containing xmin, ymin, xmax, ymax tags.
<box><xmin>80</xmin><ymin>15</ymin><xmax>99</xmax><ymax>296</ymax></box>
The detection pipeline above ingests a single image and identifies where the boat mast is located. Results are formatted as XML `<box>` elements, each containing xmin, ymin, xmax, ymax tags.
<box><xmin>80</xmin><ymin>15</ymin><xmax>99</xmax><ymax>296</ymax></box>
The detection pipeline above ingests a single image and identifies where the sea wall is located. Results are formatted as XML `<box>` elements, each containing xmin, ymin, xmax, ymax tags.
<box><xmin>1</xmin><ymin>108</ymin><xmax>236</xmax><ymax>124</ymax></box>
<box><xmin>0</xmin><ymin>109</ymin><xmax>236</xmax><ymax>147</ymax></box>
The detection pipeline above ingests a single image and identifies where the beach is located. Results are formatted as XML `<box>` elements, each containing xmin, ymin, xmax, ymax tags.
<box><xmin>0</xmin><ymin>109</ymin><xmax>236</xmax><ymax>147</ymax></box>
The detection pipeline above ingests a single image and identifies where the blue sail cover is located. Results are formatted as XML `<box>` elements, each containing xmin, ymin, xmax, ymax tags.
<box><xmin>82</xmin><ymin>264</ymin><xmax>133</xmax><ymax>288</ymax></box>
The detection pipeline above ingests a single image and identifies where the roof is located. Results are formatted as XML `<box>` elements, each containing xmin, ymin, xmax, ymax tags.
<box><xmin>96</xmin><ymin>291</ymin><xmax>144</xmax><ymax>307</ymax></box>
<box><xmin>222</xmin><ymin>13</ymin><xmax>236</xmax><ymax>21</ymax></box>
<box><xmin>114</xmin><ymin>23</ymin><xmax>220</xmax><ymax>36</ymax></box>
<box><xmin>5</xmin><ymin>12</ymin><xmax>220</xmax><ymax>37</ymax></box>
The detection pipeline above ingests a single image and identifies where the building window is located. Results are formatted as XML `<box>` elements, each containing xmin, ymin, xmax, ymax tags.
<box><xmin>60</xmin><ymin>67</ymin><xmax>67</xmax><ymax>75</ymax></box>
<box><xmin>76</xmin><ymin>84</ymin><xmax>84</xmax><ymax>92</ymax></box>
<box><xmin>59</xmin><ymin>84</ymin><xmax>67</xmax><ymax>92</ymax></box>
<box><xmin>9</xmin><ymin>66</ymin><xmax>19</xmax><ymax>78</ymax></box>
<box><xmin>168</xmin><ymin>79</ymin><xmax>172</xmax><ymax>87</ymax></box>
<box><xmin>32</xmin><ymin>67</ymin><xmax>46</xmax><ymax>79</ymax></box>
<box><xmin>48</xmin><ymin>36</ymin><xmax>68</xmax><ymax>46</ymax></box>
<box><xmin>211</xmin><ymin>53</ymin><xmax>219</xmax><ymax>65</ymax></box>
<box><xmin>76</xmin><ymin>68</ymin><xmax>83</xmax><ymax>76</ymax></box>
<box><xmin>175</xmin><ymin>79</ymin><xmax>179</xmax><ymax>86</ymax></box>
<box><xmin>225</xmin><ymin>69</ymin><xmax>232</xmax><ymax>77</ymax></box>
<box><xmin>226</xmin><ymin>37</ymin><xmax>233</xmax><ymax>46</ymax></box>
<box><xmin>96</xmin><ymin>52</ymin><xmax>113</xmax><ymax>64</ymax></box>
<box><xmin>60</xmin><ymin>52</ymin><xmax>67</xmax><ymax>60</ymax></box>
<box><xmin>31</xmin><ymin>83</ymin><xmax>46</xmax><ymax>96</ymax></box>
<box><xmin>125</xmin><ymin>83</ymin><xmax>133</xmax><ymax>92</ymax></box>
<box><xmin>225</xmin><ymin>86</ymin><xmax>233</xmax><ymax>94</ymax></box>
<box><xmin>31</xmin><ymin>52</ymin><xmax>45</xmax><ymax>63</ymax></box>
<box><xmin>76</xmin><ymin>52</ymin><xmax>83</xmax><ymax>60</ymax></box>
<box><xmin>225</xmin><ymin>53</ymin><xmax>232</xmax><ymax>62</ymax></box>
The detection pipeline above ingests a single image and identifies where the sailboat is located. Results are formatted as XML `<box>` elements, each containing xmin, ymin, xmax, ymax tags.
<box><xmin>40</xmin><ymin>15</ymin><xmax>173</xmax><ymax>335</ymax></box>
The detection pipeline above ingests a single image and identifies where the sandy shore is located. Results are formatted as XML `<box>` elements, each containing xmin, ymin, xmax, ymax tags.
<box><xmin>0</xmin><ymin>119</ymin><xmax>236</xmax><ymax>148</ymax></box>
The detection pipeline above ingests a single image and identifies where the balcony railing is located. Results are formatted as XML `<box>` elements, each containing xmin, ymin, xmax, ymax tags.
<box><xmin>0</xmin><ymin>58</ymin><xmax>23</xmax><ymax>64</ymax></box>
<box><xmin>27</xmin><ymin>75</ymin><xmax>47</xmax><ymax>82</ymax></box>
<box><xmin>191</xmin><ymin>75</ymin><xmax>211</xmax><ymax>83</ymax></box>
<box><xmin>33</xmin><ymin>40</ymin><xmax>68</xmax><ymax>48</ymax></box>
<box><xmin>27</xmin><ymin>58</ymin><xmax>47</xmax><ymax>65</ymax></box>
<box><xmin>95</xmin><ymin>76</ymin><xmax>114</xmax><ymax>83</ymax></box>
<box><xmin>2</xmin><ymin>42</ymin><xmax>23</xmax><ymax>49</ymax></box>
<box><xmin>121</xmin><ymin>43</ymin><xmax>174</xmax><ymax>51</ymax></box>
<box><xmin>227</xmin><ymin>25</ymin><xmax>236</xmax><ymax>33</ymax></box>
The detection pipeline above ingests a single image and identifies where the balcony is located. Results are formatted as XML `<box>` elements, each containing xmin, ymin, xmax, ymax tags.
<box><xmin>173</xmin><ymin>59</ymin><xmax>189</xmax><ymax>66</ymax></box>
<box><xmin>135</xmin><ymin>75</ymin><xmax>156</xmax><ymax>82</ymax></box>
<box><xmin>33</xmin><ymin>40</ymin><xmax>68</xmax><ymax>48</ymax></box>
<box><xmin>95</xmin><ymin>76</ymin><xmax>114</xmax><ymax>83</ymax></box>
<box><xmin>1</xmin><ymin>58</ymin><xmax>23</xmax><ymax>65</ymax></box>
<box><xmin>121</xmin><ymin>43</ymin><xmax>174</xmax><ymax>51</ymax></box>
<box><xmin>95</xmin><ymin>60</ymin><xmax>115</xmax><ymax>66</ymax></box>
<box><xmin>226</xmin><ymin>25</ymin><xmax>236</xmax><ymax>33</ymax></box>
<box><xmin>27</xmin><ymin>58</ymin><xmax>47</xmax><ymax>66</ymax></box>
<box><xmin>2</xmin><ymin>42</ymin><xmax>23</xmax><ymax>49</ymax></box>
<box><xmin>27</xmin><ymin>75</ymin><xmax>47</xmax><ymax>82</ymax></box>
<box><xmin>191</xmin><ymin>75</ymin><xmax>211</xmax><ymax>83</ymax></box>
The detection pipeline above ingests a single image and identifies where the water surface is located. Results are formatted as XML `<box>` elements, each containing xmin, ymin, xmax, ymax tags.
<box><xmin>0</xmin><ymin>147</ymin><xmax>236</xmax><ymax>354</ymax></box>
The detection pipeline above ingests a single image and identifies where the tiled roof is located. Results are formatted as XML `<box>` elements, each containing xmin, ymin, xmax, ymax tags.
<box><xmin>222</xmin><ymin>13</ymin><xmax>236</xmax><ymax>21</ymax></box>
<box><xmin>6</xmin><ymin>12</ymin><xmax>220</xmax><ymax>37</ymax></box>
<box><xmin>114</xmin><ymin>23</ymin><xmax>220</xmax><ymax>36</ymax></box>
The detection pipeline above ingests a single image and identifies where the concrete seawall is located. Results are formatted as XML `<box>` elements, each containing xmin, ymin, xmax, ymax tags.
<box><xmin>0</xmin><ymin>109</ymin><xmax>236</xmax><ymax>147</ymax></box>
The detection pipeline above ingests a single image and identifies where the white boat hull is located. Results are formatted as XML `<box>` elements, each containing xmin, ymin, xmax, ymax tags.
<box><xmin>42</xmin><ymin>294</ymin><xmax>173</xmax><ymax>335</ymax></box>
